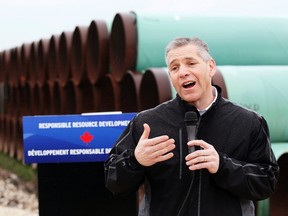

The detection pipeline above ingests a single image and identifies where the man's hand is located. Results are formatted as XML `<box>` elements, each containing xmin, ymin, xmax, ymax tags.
<box><xmin>185</xmin><ymin>140</ymin><xmax>220</xmax><ymax>174</ymax></box>
<box><xmin>134</xmin><ymin>123</ymin><xmax>176</xmax><ymax>166</ymax></box>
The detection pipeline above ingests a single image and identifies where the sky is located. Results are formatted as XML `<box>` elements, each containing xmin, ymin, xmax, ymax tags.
<box><xmin>0</xmin><ymin>0</ymin><xmax>288</xmax><ymax>51</ymax></box>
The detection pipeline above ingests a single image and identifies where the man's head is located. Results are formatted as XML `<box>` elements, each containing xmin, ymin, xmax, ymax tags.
<box><xmin>165</xmin><ymin>37</ymin><xmax>216</xmax><ymax>109</ymax></box>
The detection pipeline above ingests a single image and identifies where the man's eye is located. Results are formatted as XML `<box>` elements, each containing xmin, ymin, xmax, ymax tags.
<box><xmin>170</xmin><ymin>66</ymin><xmax>178</xmax><ymax>72</ymax></box>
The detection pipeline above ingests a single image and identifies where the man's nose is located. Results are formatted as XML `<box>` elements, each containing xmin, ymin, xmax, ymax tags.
<box><xmin>179</xmin><ymin>64</ymin><xmax>189</xmax><ymax>77</ymax></box>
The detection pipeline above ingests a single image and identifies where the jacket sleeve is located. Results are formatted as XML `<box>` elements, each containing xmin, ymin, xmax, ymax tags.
<box><xmin>104</xmin><ymin>118</ymin><xmax>145</xmax><ymax>195</ymax></box>
<box><xmin>212</xmin><ymin>116</ymin><xmax>279</xmax><ymax>200</ymax></box>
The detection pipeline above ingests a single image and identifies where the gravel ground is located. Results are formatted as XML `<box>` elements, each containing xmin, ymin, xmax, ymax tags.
<box><xmin>0</xmin><ymin>206</ymin><xmax>38</xmax><ymax>216</ymax></box>
<box><xmin>0</xmin><ymin>167</ymin><xmax>38</xmax><ymax>216</ymax></box>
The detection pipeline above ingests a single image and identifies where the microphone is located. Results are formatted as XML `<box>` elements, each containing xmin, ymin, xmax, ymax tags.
<box><xmin>184</xmin><ymin>111</ymin><xmax>198</xmax><ymax>154</ymax></box>
<box><xmin>176</xmin><ymin>111</ymin><xmax>199</xmax><ymax>216</ymax></box>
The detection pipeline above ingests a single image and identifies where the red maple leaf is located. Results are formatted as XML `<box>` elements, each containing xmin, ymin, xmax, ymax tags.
<box><xmin>80</xmin><ymin>131</ymin><xmax>94</xmax><ymax>144</ymax></box>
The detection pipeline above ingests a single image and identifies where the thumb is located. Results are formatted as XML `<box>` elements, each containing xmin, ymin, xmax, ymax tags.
<box><xmin>140</xmin><ymin>123</ymin><xmax>150</xmax><ymax>140</ymax></box>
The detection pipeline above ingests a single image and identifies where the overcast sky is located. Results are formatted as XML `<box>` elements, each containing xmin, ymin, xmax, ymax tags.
<box><xmin>0</xmin><ymin>0</ymin><xmax>288</xmax><ymax>51</ymax></box>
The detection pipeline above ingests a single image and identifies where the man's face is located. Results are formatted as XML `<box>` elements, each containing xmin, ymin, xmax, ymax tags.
<box><xmin>167</xmin><ymin>44</ymin><xmax>216</xmax><ymax>109</ymax></box>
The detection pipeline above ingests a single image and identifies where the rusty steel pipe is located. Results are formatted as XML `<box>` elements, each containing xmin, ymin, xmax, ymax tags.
<box><xmin>1</xmin><ymin>50</ymin><xmax>10</xmax><ymax>82</ymax></box>
<box><xmin>0</xmin><ymin>114</ymin><xmax>5</xmax><ymax>152</ymax></box>
<box><xmin>99</xmin><ymin>74</ymin><xmax>121</xmax><ymax>112</ymax></box>
<box><xmin>8</xmin><ymin>86</ymin><xmax>20</xmax><ymax>118</ymax></box>
<box><xmin>15</xmin><ymin>47</ymin><xmax>21</xmax><ymax>87</ymax></box>
<box><xmin>2</xmin><ymin>82</ymin><xmax>9</xmax><ymax>118</ymax></box>
<box><xmin>9</xmin><ymin>47</ymin><xmax>19</xmax><ymax>87</ymax></box>
<box><xmin>49</xmin><ymin>81</ymin><xmax>61</xmax><ymax>115</ymax></box>
<box><xmin>0</xmin><ymin>51</ymin><xmax>3</xmax><ymax>82</ymax></box>
<box><xmin>8</xmin><ymin>48</ymin><xmax>15</xmax><ymax>86</ymax></box>
<box><xmin>86</xmin><ymin>20</ymin><xmax>109</xmax><ymax>84</ymax></box>
<box><xmin>19</xmin><ymin>43</ymin><xmax>31</xmax><ymax>86</ymax></box>
<box><xmin>212</xmin><ymin>69</ymin><xmax>228</xmax><ymax>99</ymax></box>
<box><xmin>18</xmin><ymin>83</ymin><xmax>32</xmax><ymax>117</ymax></box>
<box><xmin>1</xmin><ymin>115</ymin><xmax>7</xmax><ymax>153</ymax></box>
<box><xmin>77</xmin><ymin>81</ymin><xmax>101</xmax><ymax>113</ymax></box>
<box><xmin>3</xmin><ymin>84</ymin><xmax>11</xmax><ymax>118</ymax></box>
<box><xmin>31</xmin><ymin>84</ymin><xmax>42</xmax><ymax>115</ymax></box>
<box><xmin>110</xmin><ymin>13</ymin><xmax>138</xmax><ymax>82</ymax></box>
<box><xmin>40</xmin><ymin>82</ymin><xmax>52</xmax><ymax>115</ymax></box>
<box><xmin>3</xmin><ymin>50</ymin><xmax>10</xmax><ymax>82</ymax></box>
<box><xmin>0</xmin><ymin>83</ymin><xmax>4</xmax><ymax>117</ymax></box>
<box><xmin>3</xmin><ymin>85</ymin><xmax>14</xmax><ymax>118</ymax></box>
<box><xmin>120</xmin><ymin>71</ymin><xmax>142</xmax><ymax>112</ymax></box>
<box><xmin>16</xmin><ymin>117</ymin><xmax>24</xmax><ymax>162</ymax></box>
<box><xmin>58</xmin><ymin>80</ymin><xmax>99</xmax><ymax>114</ymax></box>
<box><xmin>139</xmin><ymin>68</ymin><xmax>172</xmax><ymax>110</ymax></box>
<box><xmin>36</xmin><ymin>39</ymin><xmax>50</xmax><ymax>87</ymax></box>
<box><xmin>9</xmin><ymin>116</ymin><xmax>18</xmax><ymax>159</ymax></box>
<box><xmin>59</xmin><ymin>31</ymin><xmax>73</xmax><ymax>87</ymax></box>
<box><xmin>60</xmin><ymin>80</ymin><xmax>76</xmax><ymax>114</ymax></box>
<box><xmin>93</xmin><ymin>84</ymin><xmax>102</xmax><ymax>113</ymax></box>
<box><xmin>3</xmin><ymin>116</ymin><xmax>11</xmax><ymax>155</ymax></box>
<box><xmin>48</xmin><ymin>35</ymin><xmax>61</xmax><ymax>84</ymax></box>
<box><xmin>28</xmin><ymin>41</ymin><xmax>38</xmax><ymax>88</ymax></box>
<box><xmin>71</xmin><ymin>26</ymin><xmax>89</xmax><ymax>86</ymax></box>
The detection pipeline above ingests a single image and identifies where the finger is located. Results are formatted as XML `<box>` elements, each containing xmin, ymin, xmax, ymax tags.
<box><xmin>150</xmin><ymin>139</ymin><xmax>175</xmax><ymax>158</ymax></box>
<box><xmin>155</xmin><ymin>152</ymin><xmax>174</xmax><ymax>163</ymax></box>
<box><xmin>140</xmin><ymin>124</ymin><xmax>169</xmax><ymax>146</ymax></box>
<box><xmin>188</xmin><ymin>161</ymin><xmax>208</xmax><ymax>171</ymax></box>
<box><xmin>186</xmin><ymin>154</ymin><xmax>204</xmax><ymax>166</ymax></box>
<box><xmin>188</xmin><ymin>139</ymin><xmax>211</xmax><ymax>150</ymax></box>
<box><xmin>186</xmin><ymin>148</ymin><xmax>205</xmax><ymax>161</ymax></box>
<box><xmin>139</xmin><ymin>123</ymin><xmax>150</xmax><ymax>141</ymax></box>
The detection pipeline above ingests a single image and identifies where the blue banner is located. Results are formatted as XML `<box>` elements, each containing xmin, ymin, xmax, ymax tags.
<box><xmin>23</xmin><ymin>112</ymin><xmax>136</xmax><ymax>164</ymax></box>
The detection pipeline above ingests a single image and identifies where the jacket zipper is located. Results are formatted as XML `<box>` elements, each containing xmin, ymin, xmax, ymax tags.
<box><xmin>196</xmin><ymin>116</ymin><xmax>201</xmax><ymax>216</ymax></box>
<box><xmin>179</xmin><ymin>128</ymin><xmax>183</xmax><ymax>180</ymax></box>
<box><xmin>197</xmin><ymin>170</ymin><xmax>202</xmax><ymax>216</ymax></box>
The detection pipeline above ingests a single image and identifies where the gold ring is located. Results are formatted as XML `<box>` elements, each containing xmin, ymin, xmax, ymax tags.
<box><xmin>204</xmin><ymin>155</ymin><xmax>207</xmax><ymax>162</ymax></box>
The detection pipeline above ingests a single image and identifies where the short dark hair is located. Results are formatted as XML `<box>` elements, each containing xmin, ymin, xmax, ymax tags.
<box><xmin>165</xmin><ymin>37</ymin><xmax>212</xmax><ymax>65</ymax></box>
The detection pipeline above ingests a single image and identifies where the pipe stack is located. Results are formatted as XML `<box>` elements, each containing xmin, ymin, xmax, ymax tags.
<box><xmin>0</xmin><ymin>11</ymin><xmax>288</xmax><ymax>215</ymax></box>
<box><xmin>0</xmin><ymin>19</ymin><xmax>111</xmax><ymax>161</ymax></box>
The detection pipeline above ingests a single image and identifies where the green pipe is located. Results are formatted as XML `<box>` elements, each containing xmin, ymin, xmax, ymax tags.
<box><xmin>217</xmin><ymin>66</ymin><xmax>288</xmax><ymax>142</ymax></box>
<box><xmin>135</xmin><ymin>13</ymin><xmax>288</xmax><ymax>71</ymax></box>
<box><xmin>257</xmin><ymin>198</ymin><xmax>269</xmax><ymax>216</ymax></box>
<box><xmin>271</xmin><ymin>143</ymin><xmax>288</xmax><ymax>160</ymax></box>
<box><xmin>141</xmin><ymin>66</ymin><xmax>288</xmax><ymax>142</ymax></box>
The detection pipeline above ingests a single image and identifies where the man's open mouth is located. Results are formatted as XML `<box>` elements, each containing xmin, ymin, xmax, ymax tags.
<box><xmin>183</xmin><ymin>81</ymin><xmax>196</xmax><ymax>88</ymax></box>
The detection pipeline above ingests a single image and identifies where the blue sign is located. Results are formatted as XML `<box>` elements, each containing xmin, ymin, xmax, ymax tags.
<box><xmin>23</xmin><ymin>112</ymin><xmax>136</xmax><ymax>164</ymax></box>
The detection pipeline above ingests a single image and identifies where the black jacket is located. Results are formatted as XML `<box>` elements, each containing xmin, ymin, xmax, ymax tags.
<box><xmin>105</xmin><ymin>86</ymin><xmax>279</xmax><ymax>216</ymax></box>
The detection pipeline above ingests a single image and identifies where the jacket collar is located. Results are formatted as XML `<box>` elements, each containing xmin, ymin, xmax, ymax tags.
<box><xmin>176</xmin><ymin>85</ymin><xmax>222</xmax><ymax>117</ymax></box>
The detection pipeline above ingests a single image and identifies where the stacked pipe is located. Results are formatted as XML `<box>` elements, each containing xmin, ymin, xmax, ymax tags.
<box><xmin>0</xmin><ymin>21</ymin><xmax>98</xmax><ymax>161</ymax></box>
<box><xmin>0</xmin><ymin>11</ymin><xmax>288</xmax><ymax>215</ymax></box>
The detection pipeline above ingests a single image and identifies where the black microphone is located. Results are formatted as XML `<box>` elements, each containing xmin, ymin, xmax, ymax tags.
<box><xmin>176</xmin><ymin>111</ymin><xmax>199</xmax><ymax>216</ymax></box>
<box><xmin>184</xmin><ymin>111</ymin><xmax>198</xmax><ymax>154</ymax></box>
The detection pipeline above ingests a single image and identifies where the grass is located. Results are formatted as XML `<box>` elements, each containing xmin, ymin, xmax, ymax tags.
<box><xmin>0</xmin><ymin>152</ymin><xmax>37</xmax><ymax>183</ymax></box>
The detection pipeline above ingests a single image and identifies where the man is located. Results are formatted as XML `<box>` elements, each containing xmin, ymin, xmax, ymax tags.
<box><xmin>104</xmin><ymin>37</ymin><xmax>279</xmax><ymax>216</ymax></box>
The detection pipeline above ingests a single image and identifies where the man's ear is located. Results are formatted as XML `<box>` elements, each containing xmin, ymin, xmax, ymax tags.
<box><xmin>209</xmin><ymin>58</ymin><xmax>217</xmax><ymax>77</ymax></box>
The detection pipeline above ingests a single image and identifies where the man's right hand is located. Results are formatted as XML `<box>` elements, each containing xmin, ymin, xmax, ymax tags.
<box><xmin>134</xmin><ymin>123</ymin><xmax>176</xmax><ymax>166</ymax></box>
